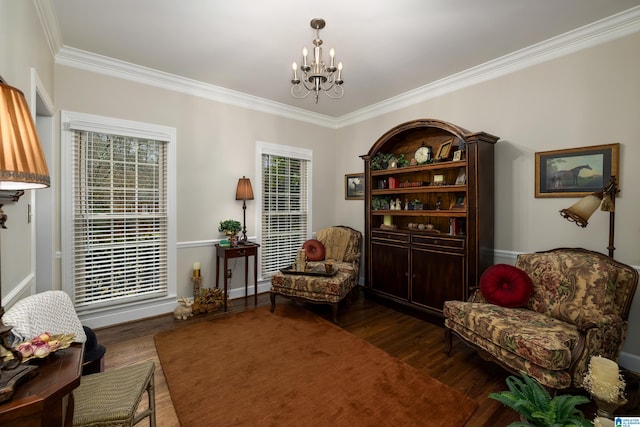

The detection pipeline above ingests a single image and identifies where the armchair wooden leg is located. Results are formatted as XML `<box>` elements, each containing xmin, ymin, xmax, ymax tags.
<box><xmin>331</xmin><ymin>303</ymin><xmax>339</xmax><ymax>324</ymax></box>
<box><xmin>270</xmin><ymin>292</ymin><xmax>276</xmax><ymax>313</ymax></box>
<box><xmin>444</xmin><ymin>327</ymin><xmax>453</xmax><ymax>356</ymax></box>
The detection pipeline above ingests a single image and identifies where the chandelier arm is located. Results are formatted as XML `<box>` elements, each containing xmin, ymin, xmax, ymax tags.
<box><xmin>324</xmin><ymin>85</ymin><xmax>344</xmax><ymax>99</ymax></box>
<box><xmin>291</xmin><ymin>85</ymin><xmax>311</xmax><ymax>99</ymax></box>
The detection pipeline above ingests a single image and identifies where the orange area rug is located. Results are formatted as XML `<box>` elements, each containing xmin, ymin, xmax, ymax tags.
<box><xmin>155</xmin><ymin>304</ymin><xmax>477</xmax><ymax>426</ymax></box>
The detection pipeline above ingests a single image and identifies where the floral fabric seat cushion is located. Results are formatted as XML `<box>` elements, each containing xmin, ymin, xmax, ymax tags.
<box><xmin>443</xmin><ymin>301</ymin><xmax>580</xmax><ymax>371</ymax></box>
<box><xmin>271</xmin><ymin>261</ymin><xmax>356</xmax><ymax>303</ymax></box>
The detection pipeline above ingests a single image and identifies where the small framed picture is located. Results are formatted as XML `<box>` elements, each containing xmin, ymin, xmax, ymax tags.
<box><xmin>453</xmin><ymin>150</ymin><xmax>462</xmax><ymax>161</ymax></box>
<box><xmin>455</xmin><ymin>168</ymin><xmax>466</xmax><ymax>185</ymax></box>
<box><xmin>433</xmin><ymin>174</ymin><xmax>445</xmax><ymax>185</ymax></box>
<box><xmin>345</xmin><ymin>173</ymin><xmax>364</xmax><ymax>200</ymax></box>
<box><xmin>435</xmin><ymin>138</ymin><xmax>454</xmax><ymax>160</ymax></box>
<box><xmin>451</xmin><ymin>194</ymin><xmax>466</xmax><ymax>209</ymax></box>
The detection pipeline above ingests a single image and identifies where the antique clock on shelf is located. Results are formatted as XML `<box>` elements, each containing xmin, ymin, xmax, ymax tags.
<box><xmin>414</xmin><ymin>143</ymin><xmax>432</xmax><ymax>164</ymax></box>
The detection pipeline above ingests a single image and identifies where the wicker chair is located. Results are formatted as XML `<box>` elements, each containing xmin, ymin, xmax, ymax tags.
<box><xmin>72</xmin><ymin>360</ymin><xmax>156</xmax><ymax>427</ymax></box>
<box><xmin>270</xmin><ymin>225</ymin><xmax>362</xmax><ymax>323</ymax></box>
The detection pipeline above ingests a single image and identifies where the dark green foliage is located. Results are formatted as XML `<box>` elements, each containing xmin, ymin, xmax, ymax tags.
<box><xmin>488</xmin><ymin>374</ymin><xmax>593</xmax><ymax>427</ymax></box>
<box><xmin>218</xmin><ymin>219</ymin><xmax>241</xmax><ymax>235</ymax></box>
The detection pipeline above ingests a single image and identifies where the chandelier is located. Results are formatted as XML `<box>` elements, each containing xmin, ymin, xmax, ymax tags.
<box><xmin>290</xmin><ymin>18</ymin><xmax>344</xmax><ymax>103</ymax></box>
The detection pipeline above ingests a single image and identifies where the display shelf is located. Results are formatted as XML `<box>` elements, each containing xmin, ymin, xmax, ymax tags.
<box><xmin>361</xmin><ymin>118</ymin><xmax>498</xmax><ymax>318</ymax></box>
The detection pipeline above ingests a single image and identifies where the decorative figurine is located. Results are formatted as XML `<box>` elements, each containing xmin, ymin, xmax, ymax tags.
<box><xmin>173</xmin><ymin>297</ymin><xmax>194</xmax><ymax>320</ymax></box>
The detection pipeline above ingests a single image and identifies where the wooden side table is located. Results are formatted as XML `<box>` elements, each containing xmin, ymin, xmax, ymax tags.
<box><xmin>215</xmin><ymin>243</ymin><xmax>260</xmax><ymax>311</ymax></box>
<box><xmin>0</xmin><ymin>343</ymin><xmax>83</xmax><ymax>426</ymax></box>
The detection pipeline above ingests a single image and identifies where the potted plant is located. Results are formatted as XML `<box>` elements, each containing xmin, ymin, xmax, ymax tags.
<box><xmin>488</xmin><ymin>373</ymin><xmax>592</xmax><ymax>427</ymax></box>
<box><xmin>218</xmin><ymin>219</ymin><xmax>242</xmax><ymax>245</ymax></box>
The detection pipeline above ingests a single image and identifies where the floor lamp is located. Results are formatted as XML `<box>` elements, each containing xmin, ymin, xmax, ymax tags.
<box><xmin>559</xmin><ymin>176</ymin><xmax>619</xmax><ymax>258</ymax></box>
<box><xmin>235</xmin><ymin>176</ymin><xmax>254</xmax><ymax>243</ymax></box>
<box><xmin>0</xmin><ymin>79</ymin><xmax>50</xmax><ymax>400</ymax></box>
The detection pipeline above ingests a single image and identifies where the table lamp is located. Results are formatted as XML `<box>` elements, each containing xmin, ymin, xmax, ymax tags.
<box><xmin>235</xmin><ymin>176</ymin><xmax>254</xmax><ymax>243</ymax></box>
<box><xmin>0</xmin><ymin>78</ymin><xmax>50</xmax><ymax>398</ymax></box>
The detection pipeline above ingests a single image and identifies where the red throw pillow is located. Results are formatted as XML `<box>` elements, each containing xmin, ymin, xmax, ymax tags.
<box><xmin>303</xmin><ymin>239</ymin><xmax>326</xmax><ymax>261</ymax></box>
<box><xmin>479</xmin><ymin>264</ymin><xmax>533</xmax><ymax>308</ymax></box>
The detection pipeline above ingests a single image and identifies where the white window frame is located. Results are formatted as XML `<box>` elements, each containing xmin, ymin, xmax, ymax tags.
<box><xmin>255</xmin><ymin>141</ymin><xmax>312</xmax><ymax>281</ymax></box>
<box><xmin>61</xmin><ymin>111</ymin><xmax>177</xmax><ymax>327</ymax></box>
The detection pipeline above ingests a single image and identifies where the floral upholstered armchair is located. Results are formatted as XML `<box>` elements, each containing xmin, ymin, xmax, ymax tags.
<box><xmin>443</xmin><ymin>248</ymin><xmax>638</xmax><ymax>390</ymax></box>
<box><xmin>270</xmin><ymin>226</ymin><xmax>362</xmax><ymax>323</ymax></box>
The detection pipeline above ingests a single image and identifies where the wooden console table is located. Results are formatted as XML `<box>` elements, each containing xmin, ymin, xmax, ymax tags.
<box><xmin>215</xmin><ymin>243</ymin><xmax>260</xmax><ymax>311</ymax></box>
<box><xmin>0</xmin><ymin>343</ymin><xmax>83</xmax><ymax>426</ymax></box>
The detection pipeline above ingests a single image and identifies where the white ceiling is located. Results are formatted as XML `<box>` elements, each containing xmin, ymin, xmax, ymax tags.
<box><xmin>48</xmin><ymin>0</ymin><xmax>640</xmax><ymax>118</ymax></box>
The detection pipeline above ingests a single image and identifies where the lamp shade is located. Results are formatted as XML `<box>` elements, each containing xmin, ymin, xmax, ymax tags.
<box><xmin>235</xmin><ymin>176</ymin><xmax>254</xmax><ymax>201</ymax></box>
<box><xmin>0</xmin><ymin>82</ymin><xmax>50</xmax><ymax>190</ymax></box>
<box><xmin>559</xmin><ymin>194</ymin><xmax>601</xmax><ymax>227</ymax></box>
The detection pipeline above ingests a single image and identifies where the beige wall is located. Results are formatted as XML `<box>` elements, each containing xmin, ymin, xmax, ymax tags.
<box><xmin>2</xmin><ymin>1</ymin><xmax>639</xmax><ymax>368</ymax></box>
<box><xmin>0</xmin><ymin>0</ymin><xmax>55</xmax><ymax>303</ymax></box>
<box><xmin>53</xmin><ymin>67</ymin><xmax>338</xmax><ymax>302</ymax></box>
<box><xmin>336</xmin><ymin>33</ymin><xmax>640</xmax><ymax>266</ymax></box>
<box><xmin>335</xmin><ymin>32</ymin><xmax>640</xmax><ymax>366</ymax></box>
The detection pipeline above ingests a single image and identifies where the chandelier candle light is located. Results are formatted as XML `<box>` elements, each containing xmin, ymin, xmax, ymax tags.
<box><xmin>291</xmin><ymin>18</ymin><xmax>344</xmax><ymax>103</ymax></box>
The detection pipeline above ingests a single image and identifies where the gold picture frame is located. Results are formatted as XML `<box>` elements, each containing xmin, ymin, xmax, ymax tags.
<box><xmin>345</xmin><ymin>173</ymin><xmax>364</xmax><ymax>200</ymax></box>
<box><xmin>535</xmin><ymin>143</ymin><xmax>619</xmax><ymax>198</ymax></box>
<box><xmin>435</xmin><ymin>138</ymin><xmax>453</xmax><ymax>160</ymax></box>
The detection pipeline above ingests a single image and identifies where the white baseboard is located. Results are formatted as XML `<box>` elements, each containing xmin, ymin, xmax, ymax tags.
<box><xmin>78</xmin><ymin>297</ymin><xmax>178</xmax><ymax>329</ymax></box>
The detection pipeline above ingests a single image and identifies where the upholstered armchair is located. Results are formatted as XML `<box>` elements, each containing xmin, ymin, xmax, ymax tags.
<box><xmin>443</xmin><ymin>248</ymin><xmax>638</xmax><ymax>390</ymax></box>
<box><xmin>270</xmin><ymin>225</ymin><xmax>362</xmax><ymax>323</ymax></box>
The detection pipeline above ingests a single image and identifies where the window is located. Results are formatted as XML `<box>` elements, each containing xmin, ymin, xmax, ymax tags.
<box><xmin>256</xmin><ymin>142</ymin><xmax>312</xmax><ymax>279</ymax></box>
<box><xmin>62</xmin><ymin>112</ymin><xmax>176</xmax><ymax>312</ymax></box>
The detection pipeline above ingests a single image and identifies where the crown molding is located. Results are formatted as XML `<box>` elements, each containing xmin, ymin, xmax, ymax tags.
<box><xmin>33</xmin><ymin>0</ymin><xmax>64</xmax><ymax>58</ymax></box>
<box><xmin>44</xmin><ymin>5</ymin><xmax>640</xmax><ymax>129</ymax></box>
<box><xmin>55</xmin><ymin>46</ymin><xmax>339</xmax><ymax>128</ymax></box>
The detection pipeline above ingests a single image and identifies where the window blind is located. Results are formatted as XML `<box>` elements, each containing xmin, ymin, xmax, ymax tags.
<box><xmin>260</xmin><ymin>153</ymin><xmax>310</xmax><ymax>276</ymax></box>
<box><xmin>71</xmin><ymin>130</ymin><xmax>168</xmax><ymax>309</ymax></box>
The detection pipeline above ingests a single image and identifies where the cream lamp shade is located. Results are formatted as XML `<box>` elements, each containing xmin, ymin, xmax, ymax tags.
<box><xmin>559</xmin><ymin>194</ymin><xmax>602</xmax><ymax>227</ymax></box>
<box><xmin>0</xmin><ymin>81</ymin><xmax>50</xmax><ymax>190</ymax></box>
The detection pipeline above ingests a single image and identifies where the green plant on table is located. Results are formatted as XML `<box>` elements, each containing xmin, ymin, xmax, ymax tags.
<box><xmin>488</xmin><ymin>373</ymin><xmax>593</xmax><ymax>427</ymax></box>
<box><xmin>218</xmin><ymin>219</ymin><xmax>241</xmax><ymax>236</ymax></box>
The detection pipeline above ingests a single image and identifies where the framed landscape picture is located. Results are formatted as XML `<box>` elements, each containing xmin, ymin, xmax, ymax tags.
<box><xmin>345</xmin><ymin>173</ymin><xmax>364</xmax><ymax>200</ymax></box>
<box><xmin>535</xmin><ymin>143</ymin><xmax>619</xmax><ymax>198</ymax></box>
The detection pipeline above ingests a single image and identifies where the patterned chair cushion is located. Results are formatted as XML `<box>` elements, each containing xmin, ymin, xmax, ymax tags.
<box><xmin>516</xmin><ymin>251</ymin><xmax>619</xmax><ymax>328</ymax></box>
<box><xmin>271</xmin><ymin>261</ymin><xmax>356</xmax><ymax>303</ymax></box>
<box><xmin>4</xmin><ymin>290</ymin><xmax>87</xmax><ymax>344</ymax></box>
<box><xmin>444</xmin><ymin>314</ymin><xmax>574</xmax><ymax>389</ymax></box>
<box><xmin>479</xmin><ymin>264</ymin><xmax>533</xmax><ymax>308</ymax></box>
<box><xmin>443</xmin><ymin>301</ymin><xmax>580</xmax><ymax>371</ymax></box>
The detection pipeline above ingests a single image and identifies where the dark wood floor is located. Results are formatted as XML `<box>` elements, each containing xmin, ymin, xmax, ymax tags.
<box><xmin>95</xmin><ymin>289</ymin><xmax>623</xmax><ymax>426</ymax></box>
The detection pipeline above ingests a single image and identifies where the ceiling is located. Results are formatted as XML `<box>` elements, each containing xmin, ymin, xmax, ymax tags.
<box><xmin>48</xmin><ymin>0</ymin><xmax>640</xmax><ymax>118</ymax></box>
